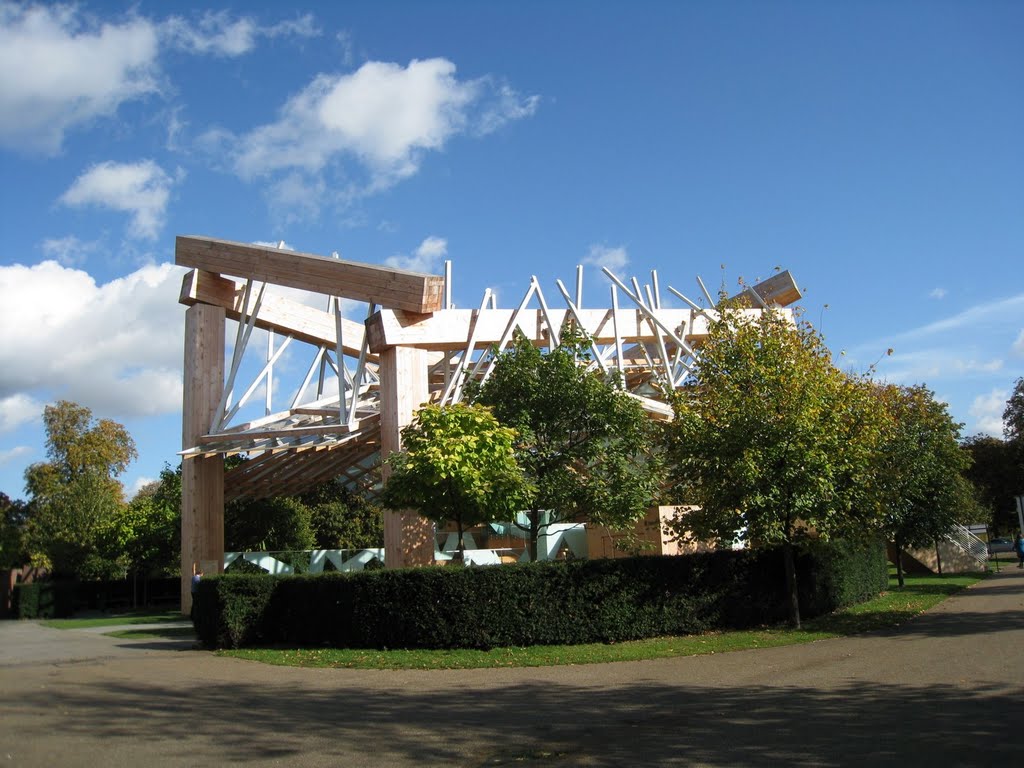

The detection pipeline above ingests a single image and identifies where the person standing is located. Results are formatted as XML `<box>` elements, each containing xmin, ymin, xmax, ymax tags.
<box><xmin>190</xmin><ymin>568</ymin><xmax>203</xmax><ymax>620</ymax></box>
<box><xmin>1014</xmin><ymin>534</ymin><xmax>1024</xmax><ymax>569</ymax></box>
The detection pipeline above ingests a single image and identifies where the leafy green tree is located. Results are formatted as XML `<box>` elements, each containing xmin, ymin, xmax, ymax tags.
<box><xmin>0</xmin><ymin>492</ymin><xmax>29</xmax><ymax>569</ymax></box>
<box><xmin>382</xmin><ymin>403</ymin><xmax>527</xmax><ymax>557</ymax></box>
<box><xmin>962</xmin><ymin>435</ymin><xmax>1019</xmax><ymax>535</ymax></box>
<box><xmin>304</xmin><ymin>492</ymin><xmax>383</xmax><ymax>550</ymax></box>
<box><xmin>23</xmin><ymin>401</ymin><xmax>137</xmax><ymax>579</ymax></box>
<box><xmin>1004</xmin><ymin>376</ymin><xmax>1024</xmax><ymax>447</ymax></box>
<box><xmin>664</xmin><ymin>306</ymin><xmax>881</xmax><ymax>628</ymax></box>
<box><xmin>1003</xmin><ymin>377</ymin><xmax>1024</xmax><ymax>508</ymax></box>
<box><xmin>871</xmin><ymin>385</ymin><xmax>979</xmax><ymax>587</ymax></box>
<box><xmin>469</xmin><ymin>332</ymin><xmax>663</xmax><ymax>561</ymax></box>
<box><xmin>224</xmin><ymin>496</ymin><xmax>315</xmax><ymax>553</ymax></box>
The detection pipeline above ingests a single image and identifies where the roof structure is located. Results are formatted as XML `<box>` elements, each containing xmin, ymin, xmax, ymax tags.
<box><xmin>175</xmin><ymin>235</ymin><xmax>801</xmax><ymax>504</ymax></box>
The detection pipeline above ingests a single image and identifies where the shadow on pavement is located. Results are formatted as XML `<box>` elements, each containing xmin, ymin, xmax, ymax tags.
<box><xmin>11</xmin><ymin>674</ymin><xmax>1023</xmax><ymax>766</ymax></box>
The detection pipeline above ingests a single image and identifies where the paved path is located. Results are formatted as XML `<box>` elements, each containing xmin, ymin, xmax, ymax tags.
<box><xmin>1</xmin><ymin>569</ymin><xmax>1022</xmax><ymax>767</ymax></box>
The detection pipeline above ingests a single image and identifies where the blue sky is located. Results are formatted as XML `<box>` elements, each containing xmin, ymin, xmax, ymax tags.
<box><xmin>1</xmin><ymin>0</ymin><xmax>1022</xmax><ymax>501</ymax></box>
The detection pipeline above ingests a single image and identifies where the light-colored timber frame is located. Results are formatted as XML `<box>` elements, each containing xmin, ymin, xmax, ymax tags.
<box><xmin>177</xmin><ymin>234</ymin><xmax>801</xmax><ymax>612</ymax></box>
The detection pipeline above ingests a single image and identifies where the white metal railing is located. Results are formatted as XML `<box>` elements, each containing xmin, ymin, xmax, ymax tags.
<box><xmin>945</xmin><ymin>523</ymin><xmax>989</xmax><ymax>569</ymax></box>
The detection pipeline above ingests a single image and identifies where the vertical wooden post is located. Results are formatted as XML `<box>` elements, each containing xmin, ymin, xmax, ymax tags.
<box><xmin>379</xmin><ymin>345</ymin><xmax>435</xmax><ymax>567</ymax></box>
<box><xmin>181</xmin><ymin>304</ymin><xmax>225</xmax><ymax>614</ymax></box>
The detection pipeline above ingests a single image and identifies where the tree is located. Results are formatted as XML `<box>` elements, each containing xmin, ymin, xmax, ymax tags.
<box><xmin>300</xmin><ymin>483</ymin><xmax>383</xmax><ymax>551</ymax></box>
<box><xmin>871</xmin><ymin>385</ymin><xmax>979</xmax><ymax>587</ymax></box>
<box><xmin>0</xmin><ymin>492</ymin><xmax>29</xmax><ymax>569</ymax></box>
<box><xmin>1003</xmin><ymin>377</ymin><xmax>1024</xmax><ymax>509</ymax></box>
<box><xmin>224</xmin><ymin>496</ymin><xmax>315</xmax><ymax>553</ymax></box>
<box><xmin>469</xmin><ymin>332</ymin><xmax>663</xmax><ymax>561</ymax></box>
<box><xmin>1004</xmin><ymin>377</ymin><xmax>1024</xmax><ymax>447</ymax></box>
<box><xmin>23</xmin><ymin>401</ymin><xmax>137</xmax><ymax>579</ymax></box>
<box><xmin>664</xmin><ymin>306</ymin><xmax>881</xmax><ymax>628</ymax></box>
<box><xmin>381</xmin><ymin>403</ymin><xmax>527</xmax><ymax>557</ymax></box>
<box><xmin>962</xmin><ymin>435</ymin><xmax>1019</xmax><ymax>534</ymax></box>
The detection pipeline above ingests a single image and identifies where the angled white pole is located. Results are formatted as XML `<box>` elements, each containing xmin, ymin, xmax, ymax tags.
<box><xmin>610</xmin><ymin>285</ymin><xmax>625</xmax><ymax>385</ymax></box>
<box><xmin>292</xmin><ymin>346</ymin><xmax>328</xmax><ymax>409</ymax></box>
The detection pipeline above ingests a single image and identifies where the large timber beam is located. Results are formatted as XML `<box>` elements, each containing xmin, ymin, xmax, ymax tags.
<box><xmin>180</xmin><ymin>269</ymin><xmax>373</xmax><ymax>359</ymax></box>
<box><xmin>181</xmin><ymin>304</ymin><xmax>225</xmax><ymax>615</ymax></box>
<box><xmin>366</xmin><ymin>307</ymin><xmax>772</xmax><ymax>353</ymax></box>
<box><xmin>379</xmin><ymin>346</ymin><xmax>435</xmax><ymax>567</ymax></box>
<box><xmin>176</xmin><ymin>236</ymin><xmax>445</xmax><ymax>313</ymax></box>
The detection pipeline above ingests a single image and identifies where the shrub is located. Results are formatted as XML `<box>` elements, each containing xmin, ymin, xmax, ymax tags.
<box><xmin>194</xmin><ymin>539</ymin><xmax>887</xmax><ymax>649</ymax></box>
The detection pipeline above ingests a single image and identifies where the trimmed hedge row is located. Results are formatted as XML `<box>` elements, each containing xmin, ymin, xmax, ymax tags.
<box><xmin>195</xmin><ymin>539</ymin><xmax>887</xmax><ymax>650</ymax></box>
<box><xmin>12</xmin><ymin>577</ymin><xmax>180</xmax><ymax>619</ymax></box>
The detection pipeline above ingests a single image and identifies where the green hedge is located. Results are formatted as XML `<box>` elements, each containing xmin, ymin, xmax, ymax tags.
<box><xmin>12</xmin><ymin>582</ymin><xmax>78</xmax><ymax>619</ymax></box>
<box><xmin>194</xmin><ymin>540</ymin><xmax>888</xmax><ymax>650</ymax></box>
<box><xmin>12</xmin><ymin>577</ymin><xmax>181</xmax><ymax>619</ymax></box>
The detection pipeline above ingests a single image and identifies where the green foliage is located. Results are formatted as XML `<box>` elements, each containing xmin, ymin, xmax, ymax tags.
<box><xmin>382</xmin><ymin>403</ymin><xmax>527</xmax><ymax>553</ymax></box>
<box><xmin>962</xmin><ymin>435</ymin><xmax>1020</xmax><ymax>534</ymax></box>
<box><xmin>664</xmin><ymin>306</ymin><xmax>882</xmax><ymax>626</ymax></box>
<box><xmin>667</xmin><ymin>308</ymin><xmax>878</xmax><ymax>545</ymax></box>
<box><xmin>299</xmin><ymin>482</ymin><xmax>383</xmax><ymax>550</ymax></box>
<box><xmin>193</xmin><ymin>539</ymin><xmax>886</xmax><ymax>650</ymax></box>
<box><xmin>869</xmin><ymin>385</ymin><xmax>980</xmax><ymax>586</ymax></box>
<box><xmin>13</xmin><ymin>581</ymin><xmax>77</xmax><ymax>619</ymax></box>
<box><xmin>225</xmin><ymin>495</ymin><xmax>316</xmax><ymax>553</ymax></box>
<box><xmin>1004</xmin><ymin>376</ymin><xmax>1024</xmax><ymax>446</ymax></box>
<box><xmin>22</xmin><ymin>401</ymin><xmax>137</xmax><ymax>579</ymax></box>
<box><xmin>470</xmin><ymin>331</ymin><xmax>663</xmax><ymax>559</ymax></box>
<box><xmin>0</xmin><ymin>492</ymin><xmax>28</xmax><ymax>569</ymax></box>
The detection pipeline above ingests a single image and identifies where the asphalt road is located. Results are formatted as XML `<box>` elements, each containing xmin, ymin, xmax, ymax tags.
<box><xmin>1</xmin><ymin>568</ymin><xmax>1022</xmax><ymax>768</ymax></box>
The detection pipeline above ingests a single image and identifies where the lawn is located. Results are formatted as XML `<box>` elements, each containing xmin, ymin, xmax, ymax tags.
<box><xmin>42</xmin><ymin>610</ymin><xmax>185</xmax><ymax>630</ymax></box>
<box><xmin>219</xmin><ymin>569</ymin><xmax>982</xmax><ymax>670</ymax></box>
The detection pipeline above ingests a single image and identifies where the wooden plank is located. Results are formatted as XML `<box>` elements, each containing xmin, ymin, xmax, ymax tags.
<box><xmin>176</xmin><ymin>236</ymin><xmax>445</xmax><ymax>313</ymax></box>
<box><xmin>181</xmin><ymin>304</ymin><xmax>225</xmax><ymax>614</ymax></box>
<box><xmin>730</xmin><ymin>270</ymin><xmax>801</xmax><ymax>307</ymax></box>
<box><xmin>366</xmin><ymin>306</ymin><xmax>775</xmax><ymax>352</ymax></box>
<box><xmin>197</xmin><ymin>416</ymin><xmax>379</xmax><ymax>444</ymax></box>
<box><xmin>180</xmin><ymin>270</ymin><xmax>374</xmax><ymax>359</ymax></box>
<box><xmin>379</xmin><ymin>346</ymin><xmax>435</xmax><ymax>567</ymax></box>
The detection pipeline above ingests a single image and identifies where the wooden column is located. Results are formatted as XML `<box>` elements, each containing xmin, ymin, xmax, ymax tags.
<box><xmin>181</xmin><ymin>304</ymin><xmax>225</xmax><ymax>614</ymax></box>
<box><xmin>379</xmin><ymin>345</ymin><xmax>435</xmax><ymax>567</ymax></box>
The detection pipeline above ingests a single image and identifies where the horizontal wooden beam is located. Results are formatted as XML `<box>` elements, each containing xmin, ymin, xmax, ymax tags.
<box><xmin>180</xmin><ymin>269</ymin><xmax>375</xmax><ymax>360</ymax></box>
<box><xmin>731</xmin><ymin>270</ymin><xmax>801</xmax><ymax>307</ymax></box>
<box><xmin>176</xmin><ymin>235</ymin><xmax>445</xmax><ymax>313</ymax></box>
<box><xmin>366</xmin><ymin>307</ymin><xmax>772</xmax><ymax>353</ymax></box>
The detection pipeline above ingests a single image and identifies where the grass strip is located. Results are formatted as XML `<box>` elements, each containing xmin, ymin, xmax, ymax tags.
<box><xmin>42</xmin><ymin>610</ymin><xmax>184</xmax><ymax>630</ymax></box>
<box><xmin>219</xmin><ymin>570</ymin><xmax>981</xmax><ymax>670</ymax></box>
<box><xmin>105</xmin><ymin>626</ymin><xmax>198</xmax><ymax>640</ymax></box>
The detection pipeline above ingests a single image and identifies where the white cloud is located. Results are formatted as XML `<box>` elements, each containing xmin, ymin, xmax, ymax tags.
<box><xmin>386</xmin><ymin>236</ymin><xmax>448</xmax><ymax>273</ymax></box>
<box><xmin>0</xmin><ymin>445</ymin><xmax>32</xmax><ymax>467</ymax></box>
<box><xmin>887</xmin><ymin>293</ymin><xmax>1024</xmax><ymax>343</ymax></box>
<box><xmin>0</xmin><ymin>394</ymin><xmax>41</xmax><ymax>433</ymax></box>
<box><xmin>583</xmin><ymin>244</ymin><xmax>629</xmax><ymax>273</ymax></box>
<box><xmin>160</xmin><ymin>11</ymin><xmax>318</xmax><ymax>57</ymax></box>
<box><xmin>59</xmin><ymin>160</ymin><xmax>180</xmax><ymax>240</ymax></box>
<box><xmin>929</xmin><ymin>287</ymin><xmax>947</xmax><ymax>299</ymax></box>
<box><xmin>40</xmin><ymin>235</ymin><xmax>100</xmax><ymax>266</ymax></box>
<box><xmin>0</xmin><ymin>3</ymin><xmax>160</xmax><ymax>153</ymax></box>
<box><xmin>212</xmin><ymin>58</ymin><xmax>538</xmax><ymax>212</ymax></box>
<box><xmin>969</xmin><ymin>388</ymin><xmax>1009</xmax><ymax>437</ymax></box>
<box><xmin>0</xmin><ymin>260</ymin><xmax>186</xmax><ymax>419</ymax></box>
<box><xmin>1013</xmin><ymin>329</ymin><xmax>1024</xmax><ymax>358</ymax></box>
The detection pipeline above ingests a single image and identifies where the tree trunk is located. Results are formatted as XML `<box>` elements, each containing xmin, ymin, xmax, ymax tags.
<box><xmin>453</xmin><ymin>511</ymin><xmax>465</xmax><ymax>562</ymax></box>
<box><xmin>895</xmin><ymin>538</ymin><xmax>905</xmax><ymax>588</ymax></box>
<box><xmin>935</xmin><ymin>543</ymin><xmax>943</xmax><ymax>576</ymax></box>
<box><xmin>782</xmin><ymin>540</ymin><xmax>801</xmax><ymax>629</ymax></box>
<box><xmin>528</xmin><ymin>509</ymin><xmax>540</xmax><ymax>562</ymax></box>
